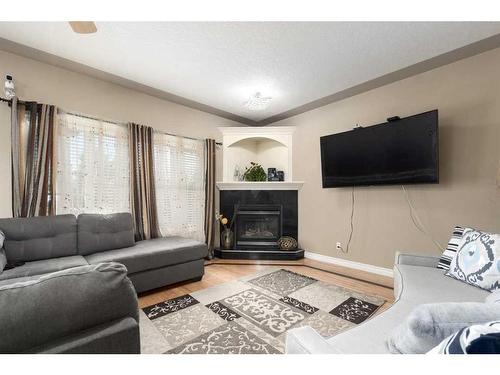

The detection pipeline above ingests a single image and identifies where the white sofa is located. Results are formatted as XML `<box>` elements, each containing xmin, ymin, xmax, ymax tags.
<box><xmin>285</xmin><ymin>252</ymin><xmax>490</xmax><ymax>354</ymax></box>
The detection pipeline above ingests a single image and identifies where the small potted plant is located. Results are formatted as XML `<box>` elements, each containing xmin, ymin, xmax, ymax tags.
<box><xmin>216</xmin><ymin>210</ymin><xmax>237</xmax><ymax>250</ymax></box>
<box><xmin>242</xmin><ymin>162</ymin><xmax>267</xmax><ymax>182</ymax></box>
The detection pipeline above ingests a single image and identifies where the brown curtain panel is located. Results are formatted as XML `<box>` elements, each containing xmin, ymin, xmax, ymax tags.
<box><xmin>204</xmin><ymin>139</ymin><xmax>216</xmax><ymax>258</ymax></box>
<box><xmin>11</xmin><ymin>99</ymin><xmax>57</xmax><ymax>217</ymax></box>
<box><xmin>128</xmin><ymin>122</ymin><xmax>160</xmax><ymax>240</ymax></box>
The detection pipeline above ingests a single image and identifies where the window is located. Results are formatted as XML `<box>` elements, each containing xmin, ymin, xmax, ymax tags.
<box><xmin>56</xmin><ymin>112</ymin><xmax>207</xmax><ymax>242</ymax></box>
<box><xmin>154</xmin><ymin>133</ymin><xmax>205</xmax><ymax>242</ymax></box>
<box><xmin>56</xmin><ymin>113</ymin><xmax>130</xmax><ymax>215</ymax></box>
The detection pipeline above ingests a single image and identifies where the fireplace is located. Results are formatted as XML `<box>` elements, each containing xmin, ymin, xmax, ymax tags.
<box><xmin>216</xmin><ymin>190</ymin><xmax>303</xmax><ymax>260</ymax></box>
<box><xmin>234</xmin><ymin>204</ymin><xmax>282</xmax><ymax>249</ymax></box>
<box><xmin>215</xmin><ymin>126</ymin><xmax>303</xmax><ymax>260</ymax></box>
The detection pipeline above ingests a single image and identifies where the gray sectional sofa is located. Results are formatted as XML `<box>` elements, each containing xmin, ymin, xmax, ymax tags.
<box><xmin>285</xmin><ymin>252</ymin><xmax>491</xmax><ymax>354</ymax></box>
<box><xmin>0</xmin><ymin>213</ymin><xmax>208</xmax><ymax>292</ymax></box>
<box><xmin>0</xmin><ymin>212</ymin><xmax>208</xmax><ymax>353</ymax></box>
<box><xmin>0</xmin><ymin>262</ymin><xmax>140</xmax><ymax>353</ymax></box>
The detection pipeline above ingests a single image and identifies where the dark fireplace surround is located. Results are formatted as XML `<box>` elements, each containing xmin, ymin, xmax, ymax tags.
<box><xmin>216</xmin><ymin>190</ymin><xmax>303</xmax><ymax>260</ymax></box>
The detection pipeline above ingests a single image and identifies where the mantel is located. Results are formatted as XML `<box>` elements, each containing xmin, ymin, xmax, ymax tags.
<box><xmin>216</xmin><ymin>181</ymin><xmax>304</xmax><ymax>191</ymax></box>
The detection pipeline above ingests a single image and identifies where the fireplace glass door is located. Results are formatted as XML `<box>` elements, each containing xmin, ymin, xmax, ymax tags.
<box><xmin>234</xmin><ymin>205</ymin><xmax>282</xmax><ymax>249</ymax></box>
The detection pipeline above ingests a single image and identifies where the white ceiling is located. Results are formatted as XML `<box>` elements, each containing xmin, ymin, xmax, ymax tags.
<box><xmin>0</xmin><ymin>22</ymin><xmax>500</xmax><ymax>122</ymax></box>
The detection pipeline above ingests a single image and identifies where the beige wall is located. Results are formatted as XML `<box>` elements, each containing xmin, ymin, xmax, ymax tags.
<box><xmin>1</xmin><ymin>48</ymin><xmax>499</xmax><ymax>268</ymax></box>
<box><xmin>274</xmin><ymin>47</ymin><xmax>500</xmax><ymax>268</ymax></box>
<box><xmin>0</xmin><ymin>50</ymin><xmax>243</xmax><ymax>218</ymax></box>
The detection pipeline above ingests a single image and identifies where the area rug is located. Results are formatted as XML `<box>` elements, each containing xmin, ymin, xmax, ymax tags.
<box><xmin>139</xmin><ymin>267</ymin><xmax>386</xmax><ymax>354</ymax></box>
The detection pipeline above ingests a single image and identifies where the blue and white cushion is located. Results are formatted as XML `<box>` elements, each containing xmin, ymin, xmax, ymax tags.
<box><xmin>446</xmin><ymin>228</ymin><xmax>500</xmax><ymax>291</ymax></box>
<box><xmin>429</xmin><ymin>321</ymin><xmax>500</xmax><ymax>354</ymax></box>
<box><xmin>438</xmin><ymin>226</ymin><xmax>468</xmax><ymax>270</ymax></box>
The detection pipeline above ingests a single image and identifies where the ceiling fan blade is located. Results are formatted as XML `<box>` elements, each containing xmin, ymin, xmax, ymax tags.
<box><xmin>69</xmin><ymin>21</ymin><xmax>97</xmax><ymax>34</ymax></box>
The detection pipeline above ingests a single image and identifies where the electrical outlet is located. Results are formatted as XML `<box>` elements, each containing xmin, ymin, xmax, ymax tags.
<box><xmin>336</xmin><ymin>242</ymin><xmax>342</xmax><ymax>250</ymax></box>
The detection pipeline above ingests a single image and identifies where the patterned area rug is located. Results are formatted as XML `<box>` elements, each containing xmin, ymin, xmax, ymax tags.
<box><xmin>139</xmin><ymin>268</ymin><xmax>385</xmax><ymax>354</ymax></box>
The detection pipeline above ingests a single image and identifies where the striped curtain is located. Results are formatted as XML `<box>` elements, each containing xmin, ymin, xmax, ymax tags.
<box><xmin>11</xmin><ymin>99</ymin><xmax>57</xmax><ymax>217</ymax></box>
<box><xmin>129</xmin><ymin>122</ymin><xmax>160</xmax><ymax>240</ymax></box>
<box><xmin>204</xmin><ymin>139</ymin><xmax>216</xmax><ymax>258</ymax></box>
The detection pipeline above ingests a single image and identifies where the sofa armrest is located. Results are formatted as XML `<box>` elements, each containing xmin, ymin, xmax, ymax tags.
<box><xmin>0</xmin><ymin>262</ymin><xmax>138</xmax><ymax>353</ymax></box>
<box><xmin>286</xmin><ymin>326</ymin><xmax>342</xmax><ymax>354</ymax></box>
<box><xmin>395</xmin><ymin>252</ymin><xmax>441</xmax><ymax>268</ymax></box>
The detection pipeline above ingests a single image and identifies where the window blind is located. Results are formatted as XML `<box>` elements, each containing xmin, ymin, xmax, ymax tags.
<box><xmin>56</xmin><ymin>113</ymin><xmax>131</xmax><ymax>215</ymax></box>
<box><xmin>154</xmin><ymin>132</ymin><xmax>206</xmax><ymax>242</ymax></box>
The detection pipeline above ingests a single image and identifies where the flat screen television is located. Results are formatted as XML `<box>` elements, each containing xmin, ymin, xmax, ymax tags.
<box><xmin>320</xmin><ymin>110</ymin><xmax>439</xmax><ymax>188</ymax></box>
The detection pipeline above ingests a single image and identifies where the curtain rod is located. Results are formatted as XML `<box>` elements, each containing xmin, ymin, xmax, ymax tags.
<box><xmin>0</xmin><ymin>97</ymin><xmax>30</xmax><ymax>105</ymax></box>
<box><xmin>1</xmin><ymin>97</ymin><xmax>222</xmax><ymax>146</ymax></box>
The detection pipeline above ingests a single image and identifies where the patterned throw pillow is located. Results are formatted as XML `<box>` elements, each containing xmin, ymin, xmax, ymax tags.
<box><xmin>438</xmin><ymin>226</ymin><xmax>468</xmax><ymax>270</ymax></box>
<box><xmin>429</xmin><ymin>321</ymin><xmax>500</xmax><ymax>354</ymax></box>
<box><xmin>446</xmin><ymin>228</ymin><xmax>500</xmax><ymax>291</ymax></box>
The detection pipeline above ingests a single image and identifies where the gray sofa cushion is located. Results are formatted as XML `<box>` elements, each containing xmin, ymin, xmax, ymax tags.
<box><xmin>84</xmin><ymin>236</ymin><xmax>208</xmax><ymax>274</ymax></box>
<box><xmin>0</xmin><ymin>255</ymin><xmax>88</xmax><ymax>281</ymax></box>
<box><xmin>28</xmin><ymin>317</ymin><xmax>140</xmax><ymax>354</ymax></box>
<box><xmin>77</xmin><ymin>213</ymin><xmax>135</xmax><ymax>255</ymax></box>
<box><xmin>0</xmin><ymin>262</ymin><xmax>138</xmax><ymax>353</ymax></box>
<box><xmin>0</xmin><ymin>214</ymin><xmax>77</xmax><ymax>262</ymax></box>
<box><xmin>129</xmin><ymin>258</ymin><xmax>205</xmax><ymax>293</ymax></box>
<box><xmin>0</xmin><ymin>275</ymin><xmax>41</xmax><ymax>288</ymax></box>
<box><xmin>394</xmin><ymin>264</ymin><xmax>490</xmax><ymax>303</ymax></box>
<box><xmin>387</xmin><ymin>302</ymin><xmax>500</xmax><ymax>354</ymax></box>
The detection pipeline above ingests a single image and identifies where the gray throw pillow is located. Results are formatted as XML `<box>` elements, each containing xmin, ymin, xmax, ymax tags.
<box><xmin>387</xmin><ymin>302</ymin><xmax>500</xmax><ymax>354</ymax></box>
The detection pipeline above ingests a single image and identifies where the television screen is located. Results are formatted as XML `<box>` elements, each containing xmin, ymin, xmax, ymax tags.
<box><xmin>320</xmin><ymin>110</ymin><xmax>439</xmax><ymax>188</ymax></box>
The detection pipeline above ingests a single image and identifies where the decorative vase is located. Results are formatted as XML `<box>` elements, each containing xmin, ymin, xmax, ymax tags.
<box><xmin>221</xmin><ymin>228</ymin><xmax>234</xmax><ymax>250</ymax></box>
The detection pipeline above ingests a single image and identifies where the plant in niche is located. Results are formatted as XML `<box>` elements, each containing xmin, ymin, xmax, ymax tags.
<box><xmin>242</xmin><ymin>162</ymin><xmax>267</xmax><ymax>182</ymax></box>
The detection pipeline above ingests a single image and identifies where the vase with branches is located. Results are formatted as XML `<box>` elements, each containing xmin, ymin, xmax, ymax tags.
<box><xmin>216</xmin><ymin>207</ymin><xmax>237</xmax><ymax>250</ymax></box>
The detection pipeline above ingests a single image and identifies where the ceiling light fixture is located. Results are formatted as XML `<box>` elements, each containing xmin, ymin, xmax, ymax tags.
<box><xmin>69</xmin><ymin>21</ymin><xmax>97</xmax><ymax>34</ymax></box>
<box><xmin>244</xmin><ymin>92</ymin><xmax>272</xmax><ymax>111</ymax></box>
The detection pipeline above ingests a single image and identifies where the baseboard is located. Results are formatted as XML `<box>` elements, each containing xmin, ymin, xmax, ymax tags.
<box><xmin>304</xmin><ymin>251</ymin><xmax>394</xmax><ymax>278</ymax></box>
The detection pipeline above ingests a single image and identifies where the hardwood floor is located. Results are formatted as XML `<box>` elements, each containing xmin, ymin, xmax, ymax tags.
<box><xmin>138</xmin><ymin>259</ymin><xmax>395</xmax><ymax>313</ymax></box>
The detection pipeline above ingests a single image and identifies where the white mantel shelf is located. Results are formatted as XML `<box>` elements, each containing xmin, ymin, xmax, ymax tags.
<box><xmin>216</xmin><ymin>181</ymin><xmax>304</xmax><ymax>191</ymax></box>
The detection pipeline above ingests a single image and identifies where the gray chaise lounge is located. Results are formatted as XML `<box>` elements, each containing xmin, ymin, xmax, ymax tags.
<box><xmin>0</xmin><ymin>213</ymin><xmax>208</xmax><ymax>353</ymax></box>
<box><xmin>285</xmin><ymin>252</ymin><xmax>490</xmax><ymax>354</ymax></box>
